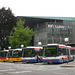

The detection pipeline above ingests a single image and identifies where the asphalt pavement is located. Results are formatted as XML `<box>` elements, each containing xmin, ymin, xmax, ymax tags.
<box><xmin>0</xmin><ymin>61</ymin><xmax>75</xmax><ymax>75</ymax></box>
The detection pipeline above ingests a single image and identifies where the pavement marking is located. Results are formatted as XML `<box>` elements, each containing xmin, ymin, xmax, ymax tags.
<box><xmin>0</xmin><ymin>69</ymin><xmax>16</xmax><ymax>72</ymax></box>
<box><xmin>0</xmin><ymin>73</ymin><xmax>2</xmax><ymax>74</ymax></box>
<box><xmin>8</xmin><ymin>71</ymin><xmax>32</xmax><ymax>74</ymax></box>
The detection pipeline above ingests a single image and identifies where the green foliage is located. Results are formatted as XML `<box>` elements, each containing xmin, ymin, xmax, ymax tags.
<box><xmin>0</xmin><ymin>7</ymin><xmax>16</xmax><ymax>49</ymax></box>
<box><xmin>9</xmin><ymin>19</ymin><xmax>35</xmax><ymax>48</ymax></box>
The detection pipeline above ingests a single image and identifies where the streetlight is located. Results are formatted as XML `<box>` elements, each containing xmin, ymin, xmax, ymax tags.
<box><xmin>38</xmin><ymin>42</ymin><xmax>42</xmax><ymax>46</ymax></box>
<box><xmin>64</xmin><ymin>38</ymin><xmax>69</xmax><ymax>42</ymax></box>
<box><xmin>64</xmin><ymin>38</ymin><xmax>69</xmax><ymax>45</ymax></box>
<box><xmin>21</xmin><ymin>44</ymin><xmax>24</xmax><ymax>48</ymax></box>
<box><xmin>8</xmin><ymin>46</ymin><xmax>11</xmax><ymax>49</ymax></box>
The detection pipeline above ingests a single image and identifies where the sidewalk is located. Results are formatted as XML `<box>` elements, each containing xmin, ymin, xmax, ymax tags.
<box><xmin>60</xmin><ymin>60</ymin><xmax>75</xmax><ymax>67</ymax></box>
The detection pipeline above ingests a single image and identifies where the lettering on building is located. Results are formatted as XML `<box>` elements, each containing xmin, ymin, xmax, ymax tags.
<box><xmin>48</xmin><ymin>24</ymin><xmax>65</xmax><ymax>29</ymax></box>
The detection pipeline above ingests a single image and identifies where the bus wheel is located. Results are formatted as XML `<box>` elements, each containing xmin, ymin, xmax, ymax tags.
<box><xmin>47</xmin><ymin>62</ymin><xmax>50</xmax><ymax>64</ymax></box>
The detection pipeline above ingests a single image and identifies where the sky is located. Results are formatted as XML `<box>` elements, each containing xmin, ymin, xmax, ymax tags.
<box><xmin>0</xmin><ymin>0</ymin><xmax>75</xmax><ymax>17</ymax></box>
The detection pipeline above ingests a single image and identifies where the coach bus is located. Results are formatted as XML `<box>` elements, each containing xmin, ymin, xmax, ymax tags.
<box><xmin>0</xmin><ymin>50</ymin><xmax>9</xmax><ymax>61</ymax></box>
<box><xmin>22</xmin><ymin>46</ymin><xmax>43</xmax><ymax>63</ymax></box>
<box><xmin>8</xmin><ymin>48</ymin><xmax>22</xmax><ymax>62</ymax></box>
<box><xmin>42</xmin><ymin>44</ymin><xmax>75</xmax><ymax>63</ymax></box>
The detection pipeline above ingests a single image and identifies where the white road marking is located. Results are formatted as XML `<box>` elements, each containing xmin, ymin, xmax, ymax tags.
<box><xmin>0</xmin><ymin>73</ymin><xmax>2</xmax><ymax>74</ymax></box>
<box><xmin>9</xmin><ymin>71</ymin><xmax>32</xmax><ymax>74</ymax></box>
<box><xmin>0</xmin><ymin>69</ymin><xmax>16</xmax><ymax>72</ymax></box>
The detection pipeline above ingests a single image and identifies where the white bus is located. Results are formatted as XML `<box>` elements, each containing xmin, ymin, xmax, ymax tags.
<box><xmin>22</xmin><ymin>46</ymin><xmax>43</xmax><ymax>63</ymax></box>
<box><xmin>42</xmin><ymin>44</ymin><xmax>75</xmax><ymax>63</ymax></box>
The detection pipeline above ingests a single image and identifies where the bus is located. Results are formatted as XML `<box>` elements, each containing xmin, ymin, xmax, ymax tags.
<box><xmin>42</xmin><ymin>44</ymin><xmax>75</xmax><ymax>63</ymax></box>
<box><xmin>22</xmin><ymin>46</ymin><xmax>43</xmax><ymax>63</ymax></box>
<box><xmin>8</xmin><ymin>48</ymin><xmax>22</xmax><ymax>62</ymax></box>
<box><xmin>0</xmin><ymin>50</ymin><xmax>9</xmax><ymax>61</ymax></box>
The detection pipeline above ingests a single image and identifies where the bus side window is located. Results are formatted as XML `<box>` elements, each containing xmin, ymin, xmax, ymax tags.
<box><xmin>71</xmin><ymin>49</ymin><xmax>74</xmax><ymax>55</ymax></box>
<box><xmin>58</xmin><ymin>48</ymin><xmax>63</xmax><ymax>56</ymax></box>
<box><xmin>63</xmin><ymin>48</ymin><xmax>66</xmax><ymax>55</ymax></box>
<box><xmin>60</xmin><ymin>48</ymin><xmax>63</xmax><ymax>55</ymax></box>
<box><xmin>66</xmin><ymin>49</ymin><xmax>69</xmax><ymax>55</ymax></box>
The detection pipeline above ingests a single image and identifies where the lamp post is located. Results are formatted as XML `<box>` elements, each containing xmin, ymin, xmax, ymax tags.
<box><xmin>21</xmin><ymin>44</ymin><xmax>24</xmax><ymax>48</ymax></box>
<box><xmin>64</xmin><ymin>38</ymin><xmax>69</xmax><ymax>64</ymax></box>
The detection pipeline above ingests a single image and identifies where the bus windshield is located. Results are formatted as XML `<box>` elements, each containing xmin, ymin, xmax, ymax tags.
<box><xmin>13</xmin><ymin>51</ymin><xmax>22</xmax><ymax>57</ymax></box>
<box><xmin>44</xmin><ymin>46</ymin><xmax>58</xmax><ymax>57</ymax></box>
<box><xmin>0</xmin><ymin>52</ymin><xmax>7</xmax><ymax>58</ymax></box>
<box><xmin>22</xmin><ymin>49</ymin><xmax>35</xmax><ymax>57</ymax></box>
<box><xmin>22</xmin><ymin>47</ymin><xmax>43</xmax><ymax>57</ymax></box>
<box><xmin>9</xmin><ymin>50</ymin><xmax>22</xmax><ymax>58</ymax></box>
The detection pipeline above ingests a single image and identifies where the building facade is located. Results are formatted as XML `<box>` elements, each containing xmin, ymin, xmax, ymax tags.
<box><xmin>17</xmin><ymin>16</ymin><xmax>75</xmax><ymax>46</ymax></box>
<box><xmin>34</xmin><ymin>21</ymin><xmax>75</xmax><ymax>46</ymax></box>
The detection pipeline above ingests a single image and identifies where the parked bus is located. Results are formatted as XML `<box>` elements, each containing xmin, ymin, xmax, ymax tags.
<box><xmin>0</xmin><ymin>50</ymin><xmax>9</xmax><ymax>61</ymax></box>
<box><xmin>22</xmin><ymin>46</ymin><xmax>43</xmax><ymax>63</ymax></box>
<box><xmin>42</xmin><ymin>44</ymin><xmax>75</xmax><ymax>63</ymax></box>
<box><xmin>8</xmin><ymin>48</ymin><xmax>22</xmax><ymax>62</ymax></box>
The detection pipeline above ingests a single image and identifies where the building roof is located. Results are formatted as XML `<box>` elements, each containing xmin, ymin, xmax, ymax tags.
<box><xmin>18</xmin><ymin>16</ymin><xmax>75</xmax><ymax>21</ymax></box>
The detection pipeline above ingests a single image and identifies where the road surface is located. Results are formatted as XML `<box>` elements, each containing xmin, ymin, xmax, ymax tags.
<box><xmin>0</xmin><ymin>62</ymin><xmax>75</xmax><ymax>75</ymax></box>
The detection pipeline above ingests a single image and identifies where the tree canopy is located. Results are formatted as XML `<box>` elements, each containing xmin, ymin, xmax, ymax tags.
<box><xmin>0</xmin><ymin>7</ymin><xmax>16</xmax><ymax>49</ymax></box>
<box><xmin>9</xmin><ymin>19</ymin><xmax>35</xmax><ymax>48</ymax></box>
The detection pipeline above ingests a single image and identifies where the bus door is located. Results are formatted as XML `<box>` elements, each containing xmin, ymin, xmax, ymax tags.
<box><xmin>35</xmin><ymin>51</ymin><xmax>41</xmax><ymax>62</ymax></box>
<box><xmin>34</xmin><ymin>47</ymin><xmax>43</xmax><ymax>62</ymax></box>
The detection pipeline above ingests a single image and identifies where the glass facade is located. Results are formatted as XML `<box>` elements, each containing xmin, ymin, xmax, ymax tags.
<box><xmin>34</xmin><ymin>20</ymin><xmax>75</xmax><ymax>46</ymax></box>
<box><xmin>17</xmin><ymin>16</ymin><xmax>75</xmax><ymax>46</ymax></box>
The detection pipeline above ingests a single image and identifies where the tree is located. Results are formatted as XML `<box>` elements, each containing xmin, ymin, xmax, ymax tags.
<box><xmin>9</xmin><ymin>19</ymin><xmax>35</xmax><ymax>48</ymax></box>
<box><xmin>0</xmin><ymin>7</ymin><xmax>16</xmax><ymax>49</ymax></box>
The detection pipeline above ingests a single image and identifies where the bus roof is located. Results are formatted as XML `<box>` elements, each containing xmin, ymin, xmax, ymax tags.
<box><xmin>9</xmin><ymin>48</ymin><xmax>22</xmax><ymax>51</ymax></box>
<box><xmin>0</xmin><ymin>50</ymin><xmax>9</xmax><ymax>52</ymax></box>
<box><xmin>67</xmin><ymin>46</ymin><xmax>75</xmax><ymax>49</ymax></box>
<box><xmin>26</xmin><ymin>46</ymin><xmax>43</xmax><ymax>49</ymax></box>
<box><xmin>4</xmin><ymin>50</ymin><xmax>9</xmax><ymax>52</ymax></box>
<box><xmin>43</xmin><ymin>44</ymin><xmax>75</xmax><ymax>49</ymax></box>
<box><xmin>43</xmin><ymin>44</ymin><xmax>66</xmax><ymax>47</ymax></box>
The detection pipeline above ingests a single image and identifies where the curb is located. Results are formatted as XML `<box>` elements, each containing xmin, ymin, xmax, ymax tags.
<box><xmin>60</xmin><ymin>65</ymin><xmax>75</xmax><ymax>67</ymax></box>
